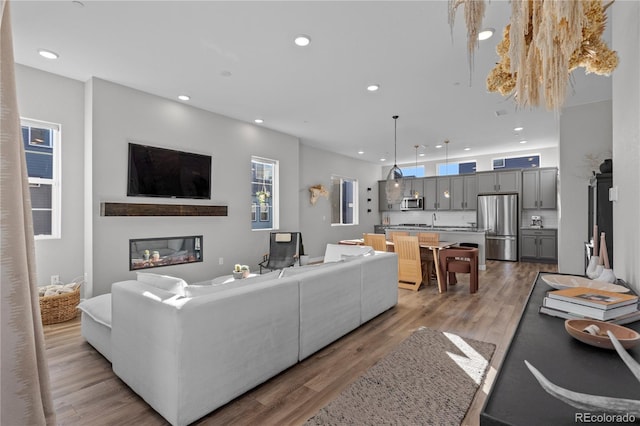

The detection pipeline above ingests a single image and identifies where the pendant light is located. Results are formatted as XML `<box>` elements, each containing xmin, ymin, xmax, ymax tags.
<box><xmin>443</xmin><ymin>140</ymin><xmax>450</xmax><ymax>198</ymax></box>
<box><xmin>413</xmin><ymin>145</ymin><xmax>420</xmax><ymax>198</ymax></box>
<box><xmin>385</xmin><ymin>115</ymin><xmax>405</xmax><ymax>204</ymax></box>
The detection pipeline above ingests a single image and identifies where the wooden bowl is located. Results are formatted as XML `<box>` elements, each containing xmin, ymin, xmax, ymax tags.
<box><xmin>565</xmin><ymin>319</ymin><xmax>640</xmax><ymax>350</ymax></box>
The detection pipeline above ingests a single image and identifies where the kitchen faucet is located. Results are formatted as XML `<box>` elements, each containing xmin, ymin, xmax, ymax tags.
<box><xmin>431</xmin><ymin>212</ymin><xmax>437</xmax><ymax>228</ymax></box>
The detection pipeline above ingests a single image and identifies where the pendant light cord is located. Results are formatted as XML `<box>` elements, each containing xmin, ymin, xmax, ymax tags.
<box><xmin>393</xmin><ymin>115</ymin><xmax>399</xmax><ymax>166</ymax></box>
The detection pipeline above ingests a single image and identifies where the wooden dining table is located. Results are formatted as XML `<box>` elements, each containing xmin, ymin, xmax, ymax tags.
<box><xmin>338</xmin><ymin>238</ymin><xmax>457</xmax><ymax>293</ymax></box>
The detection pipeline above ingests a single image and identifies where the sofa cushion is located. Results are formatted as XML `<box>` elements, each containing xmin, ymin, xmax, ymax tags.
<box><xmin>77</xmin><ymin>293</ymin><xmax>112</xmax><ymax>328</ymax></box>
<box><xmin>185</xmin><ymin>270</ymin><xmax>282</xmax><ymax>297</ymax></box>
<box><xmin>136</xmin><ymin>272</ymin><xmax>188</xmax><ymax>296</ymax></box>
<box><xmin>323</xmin><ymin>243</ymin><xmax>374</xmax><ymax>263</ymax></box>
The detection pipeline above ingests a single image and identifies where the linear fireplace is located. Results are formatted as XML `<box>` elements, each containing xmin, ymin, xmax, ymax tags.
<box><xmin>129</xmin><ymin>235</ymin><xmax>202</xmax><ymax>270</ymax></box>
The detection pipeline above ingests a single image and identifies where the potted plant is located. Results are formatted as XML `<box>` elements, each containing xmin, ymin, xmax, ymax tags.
<box><xmin>240</xmin><ymin>264</ymin><xmax>250</xmax><ymax>278</ymax></box>
<box><xmin>256</xmin><ymin>189</ymin><xmax>270</xmax><ymax>203</ymax></box>
<box><xmin>233</xmin><ymin>264</ymin><xmax>244</xmax><ymax>279</ymax></box>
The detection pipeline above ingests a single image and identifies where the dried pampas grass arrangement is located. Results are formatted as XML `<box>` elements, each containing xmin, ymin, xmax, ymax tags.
<box><xmin>449</xmin><ymin>0</ymin><xmax>486</xmax><ymax>77</ymax></box>
<box><xmin>486</xmin><ymin>0</ymin><xmax>619</xmax><ymax>111</ymax></box>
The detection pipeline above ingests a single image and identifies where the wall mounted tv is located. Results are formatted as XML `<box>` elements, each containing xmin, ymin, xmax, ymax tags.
<box><xmin>127</xmin><ymin>142</ymin><xmax>212</xmax><ymax>199</ymax></box>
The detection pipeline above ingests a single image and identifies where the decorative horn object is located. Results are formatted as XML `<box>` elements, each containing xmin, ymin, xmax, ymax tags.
<box><xmin>525</xmin><ymin>331</ymin><xmax>640</xmax><ymax>417</ymax></box>
<box><xmin>596</xmin><ymin>232</ymin><xmax>616</xmax><ymax>283</ymax></box>
<box><xmin>309</xmin><ymin>184</ymin><xmax>329</xmax><ymax>205</ymax></box>
<box><xmin>586</xmin><ymin>224</ymin><xmax>600</xmax><ymax>279</ymax></box>
<box><xmin>524</xmin><ymin>360</ymin><xmax>640</xmax><ymax>416</ymax></box>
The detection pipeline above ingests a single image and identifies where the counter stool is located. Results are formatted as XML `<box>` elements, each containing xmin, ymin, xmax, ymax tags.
<box><xmin>438</xmin><ymin>247</ymin><xmax>479</xmax><ymax>293</ymax></box>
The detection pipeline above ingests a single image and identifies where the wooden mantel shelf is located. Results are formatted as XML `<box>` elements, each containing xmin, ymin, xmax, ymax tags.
<box><xmin>101</xmin><ymin>202</ymin><xmax>227</xmax><ymax>217</ymax></box>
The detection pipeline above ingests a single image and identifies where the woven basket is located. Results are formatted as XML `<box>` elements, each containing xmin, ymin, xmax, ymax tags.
<box><xmin>39</xmin><ymin>287</ymin><xmax>81</xmax><ymax>325</ymax></box>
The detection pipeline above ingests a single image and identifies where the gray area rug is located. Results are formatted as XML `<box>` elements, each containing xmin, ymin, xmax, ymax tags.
<box><xmin>306</xmin><ymin>327</ymin><xmax>495</xmax><ymax>425</ymax></box>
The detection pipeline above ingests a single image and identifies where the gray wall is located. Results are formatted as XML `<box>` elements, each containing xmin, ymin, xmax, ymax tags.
<box><xmin>299</xmin><ymin>144</ymin><xmax>382</xmax><ymax>258</ymax></box>
<box><xmin>558</xmin><ymin>100</ymin><xmax>612</xmax><ymax>275</ymax></box>
<box><xmin>87</xmin><ymin>78</ymin><xmax>300</xmax><ymax>296</ymax></box>
<box><xmin>15</xmin><ymin>65</ymin><xmax>85</xmax><ymax>286</ymax></box>
<box><xmin>612</xmin><ymin>1</ymin><xmax>640</xmax><ymax>292</ymax></box>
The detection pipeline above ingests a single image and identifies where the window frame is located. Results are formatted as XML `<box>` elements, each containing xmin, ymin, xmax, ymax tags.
<box><xmin>331</xmin><ymin>175</ymin><xmax>359</xmax><ymax>226</ymax></box>
<box><xmin>437</xmin><ymin>160</ymin><xmax>477</xmax><ymax>176</ymax></box>
<box><xmin>251</xmin><ymin>156</ymin><xmax>279</xmax><ymax>231</ymax></box>
<box><xmin>491</xmin><ymin>154</ymin><xmax>541</xmax><ymax>170</ymax></box>
<box><xmin>21</xmin><ymin>117</ymin><xmax>61</xmax><ymax>240</ymax></box>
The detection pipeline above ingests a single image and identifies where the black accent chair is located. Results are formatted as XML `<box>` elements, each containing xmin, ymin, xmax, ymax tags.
<box><xmin>259</xmin><ymin>232</ymin><xmax>304</xmax><ymax>274</ymax></box>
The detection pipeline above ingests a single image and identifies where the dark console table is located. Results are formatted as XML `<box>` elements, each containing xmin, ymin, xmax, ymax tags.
<box><xmin>481</xmin><ymin>272</ymin><xmax>640</xmax><ymax>425</ymax></box>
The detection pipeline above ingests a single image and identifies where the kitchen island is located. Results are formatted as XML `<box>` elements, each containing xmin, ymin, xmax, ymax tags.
<box><xmin>378</xmin><ymin>225</ymin><xmax>486</xmax><ymax>270</ymax></box>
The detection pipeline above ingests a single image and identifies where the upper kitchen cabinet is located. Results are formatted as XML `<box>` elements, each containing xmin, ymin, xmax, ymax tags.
<box><xmin>436</xmin><ymin>177</ymin><xmax>451</xmax><ymax>210</ymax></box>
<box><xmin>450</xmin><ymin>175</ymin><xmax>478</xmax><ymax>210</ymax></box>
<box><xmin>423</xmin><ymin>177</ymin><xmax>438</xmax><ymax>210</ymax></box>
<box><xmin>477</xmin><ymin>170</ymin><xmax>521</xmax><ymax>194</ymax></box>
<box><xmin>378</xmin><ymin>180</ymin><xmax>400</xmax><ymax>211</ymax></box>
<box><xmin>522</xmin><ymin>168</ymin><xmax>557</xmax><ymax>210</ymax></box>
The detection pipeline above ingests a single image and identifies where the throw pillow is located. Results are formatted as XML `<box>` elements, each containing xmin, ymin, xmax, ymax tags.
<box><xmin>136</xmin><ymin>272</ymin><xmax>188</xmax><ymax>296</ymax></box>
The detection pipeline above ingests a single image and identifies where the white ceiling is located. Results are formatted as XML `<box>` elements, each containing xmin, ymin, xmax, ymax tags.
<box><xmin>10</xmin><ymin>0</ymin><xmax>613</xmax><ymax>165</ymax></box>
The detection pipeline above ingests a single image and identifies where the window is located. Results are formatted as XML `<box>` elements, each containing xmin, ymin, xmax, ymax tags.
<box><xmin>437</xmin><ymin>161</ymin><xmax>476</xmax><ymax>176</ymax></box>
<box><xmin>400</xmin><ymin>165</ymin><xmax>425</xmax><ymax>177</ymax></box>
<box><xmin>492</xmin><ymin>155</ymin><xmax>540</xmax><ymax>170</ymax></box>
<box><xmin>331</xmin><ymin>176</ymin><xmax>358</xmax><ymax>225</ymax></box>
<box><xmin>251</xmin><ymin>156</ymin><xmax>278</xmax><ymax>230</ymax></box>
<box><xmin>21</xmin><ymin>118</ymin><xmax>61</xmax><ymax>239</ymax></box>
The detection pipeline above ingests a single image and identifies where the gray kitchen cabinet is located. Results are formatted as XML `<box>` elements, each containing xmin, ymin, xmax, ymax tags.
<box><xmin>520</xmin><ymin>228</ymin><xmax>557</xmax><ymax>263</ymax></box>
<box><xmin>378</xmin><ymin>180</ymin><xmax>400</xmax><ymax>211</ymax></box>
<box><xmin>436</xmin><ymin>177</ymin><xmax>451</xmax><ymax>210</ymax></box>
<box><xmin>405</xmin><ymin>177</ymin><xmax>424</xmax><ymax>199</ymax></box>
<box><xmin>477</xmin><ymin>170</ymin><xmax>521</xmax><ymax>193</ymax></box>
<box><xmin>451</xmin><ymin>175</ymin><xmax>477</xmax><ymax>210</ymax></box>
<box><xmin>423</xmin><ymin>177</ymin><xmax>438</xmax><ymax>210</ymax></box>
<box><xmin>522</xmin><ymin>168</ymin><xmax>557</xmax><ymax>210</ymax></box>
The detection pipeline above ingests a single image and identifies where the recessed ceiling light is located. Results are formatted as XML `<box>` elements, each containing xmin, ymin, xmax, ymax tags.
<box><xmin>254</xmin><ymin>118</ymin><xmax>264</xmax><ymax>124</ymax></box>
<box><xmin>38</xmin><ymin>49</ymin><xmax>59</xmax><ymax>59</ymax></box>
<box><xmin>294</xmin><ymin>35</ymin><xmax>311</xmax><ymax>47</ymax></box>
<box><xmin>177</xmin><ymin>94</ymin><xmax>190</xmax><ymax>101</ymax></box>
<box><xmin>514</xmin><ymin>126</ymin><xmax>524</xmax><ymax>132</ymax></box>
<box><xmin>435</xmin><ymin>144</ymin><xmax>443</xmax><ymax>149</ymax></box>
<box><xmin>520</xmin><ymin>140</ymin><xmax>528</xmax><ymax>144</ymax></box>
<box><xmin>380</xmin><ymin>158</ymin><xmax>386</xmax><ymax>162</ymax></box>
<box><xmin>367</xmin><ymin>84</ymin><xmax>380</xmax><ymax>92</ymax></box>
<box><xmin>419</xmin><ymin>153</ymin><xmax>425</xmax><ymax>157</ymax></box>
<box><xmin>357</xmin><ymin>150</ymin><xmax>364</xmax><ymax>155</ymax></box>
<box><xmin>464</xmin><ymin>147</ymin><xmax>471</xmax><ymax>151</ymax></box>
<box><xmin>478</xmin><ymin>28</ymin><xmax>495</xmax><ymax>41</ymax></box>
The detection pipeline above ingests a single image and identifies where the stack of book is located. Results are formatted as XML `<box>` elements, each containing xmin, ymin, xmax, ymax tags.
<box><xmin>540</xmin><ymin>287</ymin><xmax>640</xmax><ymax>325</ymax></box>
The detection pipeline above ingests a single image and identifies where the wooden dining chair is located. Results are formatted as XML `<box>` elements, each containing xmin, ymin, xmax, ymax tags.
<box><xmin>418</xmin><ymin>232</ymin><xmax>439</xmax><ymax>286</ymax></box>
<box><xmin>394</xmin><ymin>235</ymin><xmax>423</xmax><ymax>291</ymax></box>
<box><xmin>438</xmin><ymin>246</ymin><xmax>479</xmax><ymax>293</ymax></box>
<box><xmin>387</xmin><ymin>231</ymin><xmax>409</xmax><ymax>243</ymax></box>
<box><xmin>363</xmin><ymin>233</ymin><xmax>388</xmax><ymax>252</ymax></box>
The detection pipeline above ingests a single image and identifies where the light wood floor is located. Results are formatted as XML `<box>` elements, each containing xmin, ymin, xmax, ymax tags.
<box><xmin>44</xmin><ymin>260</ymin><xmax>556</xmax><ymax>426</ymax></box>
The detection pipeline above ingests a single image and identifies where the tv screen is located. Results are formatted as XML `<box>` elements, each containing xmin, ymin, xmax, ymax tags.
<box><xmin>127</xmin><ymin>143</ymin><xmax>212</xmax><ymax>199</ymax></box>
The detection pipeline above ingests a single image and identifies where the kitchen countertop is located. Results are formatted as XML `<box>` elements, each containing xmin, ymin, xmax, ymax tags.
<box><xmin>381</xmin><ymin>225</ymin><xmax>485</xmax><ymax>233</ymax></box>
<box><xmin>520</xmin><ymin>227</ymin><xmax>557</xmax><ymax>230</ymax></box>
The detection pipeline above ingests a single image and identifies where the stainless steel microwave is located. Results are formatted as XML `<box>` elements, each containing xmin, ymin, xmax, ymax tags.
<box><xmin>401</xmin><ymin>197</ymin><xmax>424</xmax><ymax>211</ymax></box>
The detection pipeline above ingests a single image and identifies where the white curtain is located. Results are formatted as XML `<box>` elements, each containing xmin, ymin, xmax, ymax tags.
<box><xmin>1</xmin><ymin>0</ymin><xmax>56</xmax><ymax>424</ymax></box>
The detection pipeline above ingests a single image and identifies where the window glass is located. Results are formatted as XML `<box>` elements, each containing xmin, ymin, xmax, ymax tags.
<box><xmin>400</xmin><ymin>165</ymin><xmax>425</xmax><ymax>177</ymax></box>
<box><xmin>21</xmin><ymin>119</ymin><xmax>60</xmax><ymax>238</ymax></box>
<box><xmin>492</xmin><ymin>155</ymin><xmax>540</xmax><ymax>170</ymax></box>
<box><xmin>331</xmin><ymin>176</ymin><xmax>358</xmax><ymax>225</ymax></box>
<box><xmin>438</xmin><ymin>161</ymin><xmax>477</xmax><ymax>176</ymax></box>
<box><xmin>251</xmin><ymin>156</ymin><xmax>278</xmax><ymax>230</ymax></box>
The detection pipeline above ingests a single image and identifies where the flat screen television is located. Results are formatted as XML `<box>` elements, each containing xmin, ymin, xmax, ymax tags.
<box><xmin>127</xmin><ymin>142</ymin><xmax>212</xmax><ymax>199</ymax></box>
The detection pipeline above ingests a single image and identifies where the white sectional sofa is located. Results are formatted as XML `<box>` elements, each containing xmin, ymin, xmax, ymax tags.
<box><xmin>79</xmin><ymin>247</ymin><xmax>397</xmax><ymax>426</ymax></box>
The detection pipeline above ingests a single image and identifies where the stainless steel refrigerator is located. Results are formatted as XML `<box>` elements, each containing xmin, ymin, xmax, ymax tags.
<box><xmin>477</xmin><ymin>194</ymin><xmax>518</xmax><ymax>261</ymax></box>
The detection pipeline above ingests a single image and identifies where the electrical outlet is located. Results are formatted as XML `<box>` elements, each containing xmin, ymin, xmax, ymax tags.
<box><xmin>50</xmin><ymin>275</ymin><xmax>59</xmax><ymax>285</ymax></box>
<box><xmin>218</xmin><ymin>257</ymin><xmax>224</xmax><ymax>265</ymax></box>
